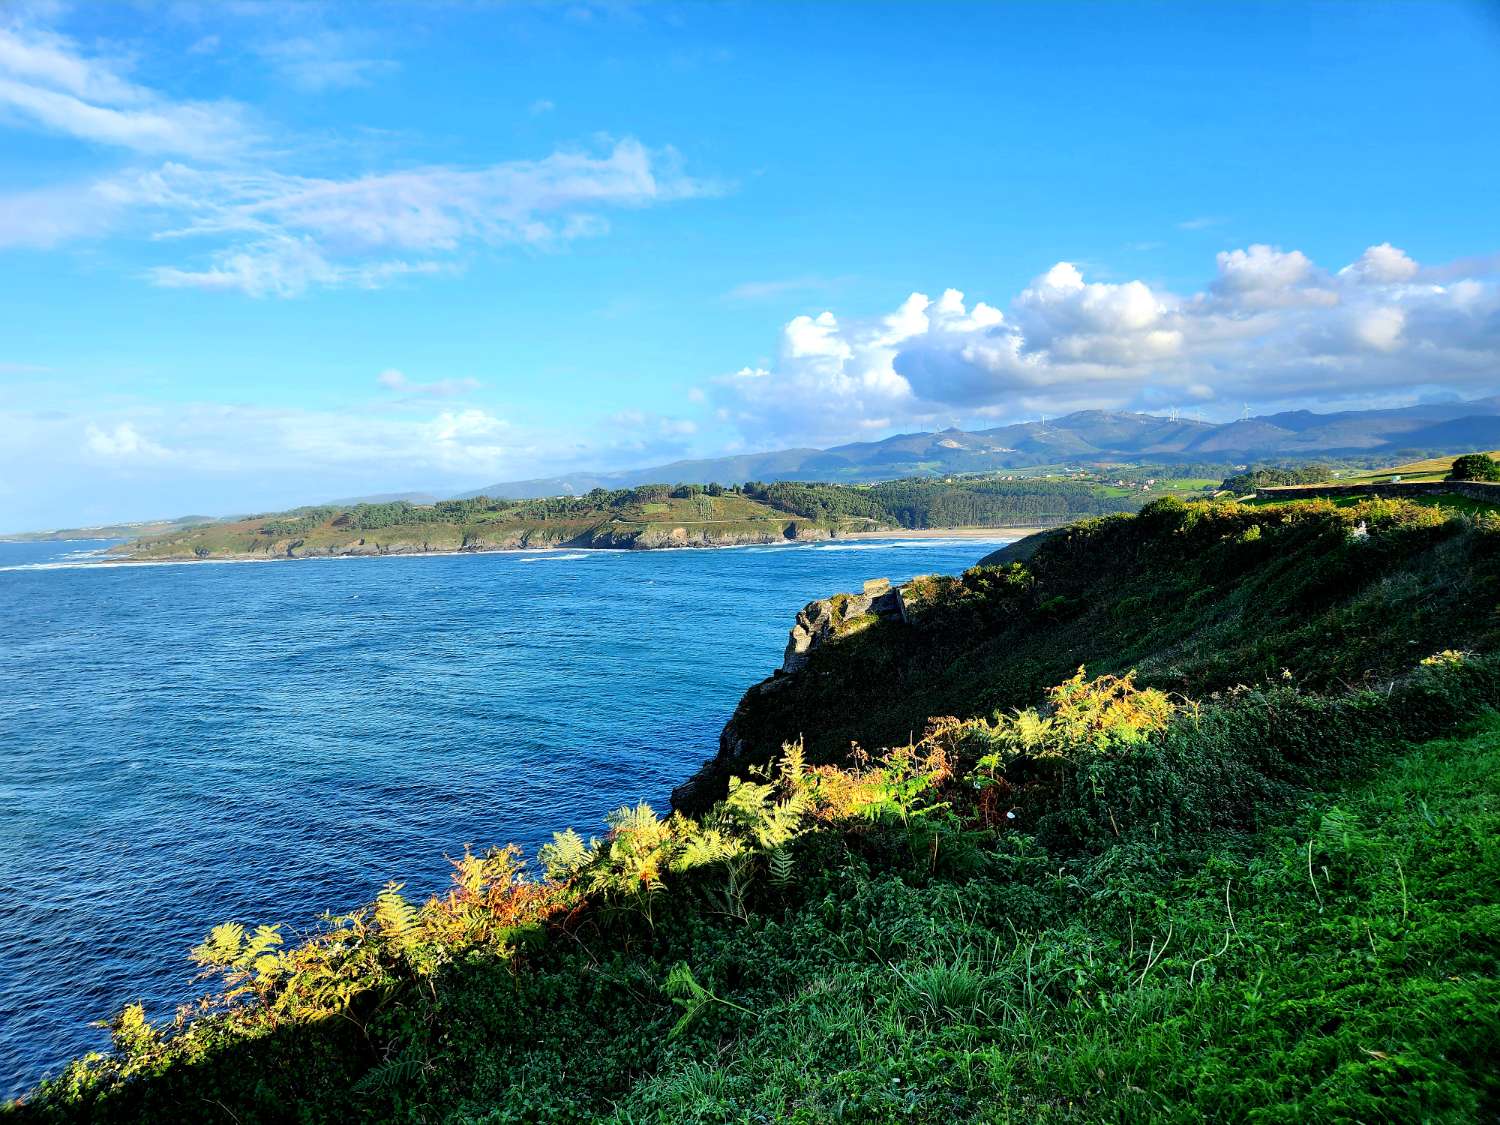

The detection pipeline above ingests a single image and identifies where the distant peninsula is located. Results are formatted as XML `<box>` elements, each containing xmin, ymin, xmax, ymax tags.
<box><xmin>109</xmin><ymin>477</ymin><xmax>1164</xmax><ymax>562</ymax></box>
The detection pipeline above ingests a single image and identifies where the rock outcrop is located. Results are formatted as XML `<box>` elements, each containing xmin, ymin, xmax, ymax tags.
<box><xmin>782</xmin><ymin>577</ymin><xmax>905</xmax><ymax>673</ymax></box>
<box><xmin>672</xmin><ymin>576</ymin><xmax>908</xmax><ymax>812</ymax></box>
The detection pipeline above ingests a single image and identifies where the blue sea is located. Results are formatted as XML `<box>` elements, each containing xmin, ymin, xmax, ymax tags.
<box><xmin>0</xmin><ymin>534</ymin><xmax>1012</xmax><ymax>1097</ymax></box>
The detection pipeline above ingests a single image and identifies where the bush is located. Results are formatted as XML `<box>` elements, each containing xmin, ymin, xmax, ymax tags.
<box><xmin>1449</xmin><ymin>452</ymin><xmax>1500</xmax><ymax>482</ymax></box>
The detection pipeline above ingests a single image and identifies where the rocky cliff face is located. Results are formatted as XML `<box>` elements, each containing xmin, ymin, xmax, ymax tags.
<box><xmin>781</xmin><ymin>578</ymin><xmax>905</xmax><ymax>672</ymax></box>
<box><xmin>672</xmin><ymin>577</ymin><xmax>909</xmax><ymax>812</ymax></box>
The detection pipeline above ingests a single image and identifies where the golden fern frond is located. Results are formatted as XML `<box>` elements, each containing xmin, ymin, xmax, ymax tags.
<box><xmin>191</xmin><ymin>922</ymin><xmax>246</xmax><ymax>967</ymax></box>
<box><xmin>374</xmin><ymin>882</ymin><xmax>420</xmax><ymax>951</ymax></box>
<box><xmin>538</xmin><ymin>828</ymin><xmax>591</xmax><ymax>880</ymax></box>
<box><xmin>242</xmin><ymin>924</ymin><xmax>284</xmax><ymax>963</ymax></box>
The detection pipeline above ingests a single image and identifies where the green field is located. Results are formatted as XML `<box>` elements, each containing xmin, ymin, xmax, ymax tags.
<box><xmin>1324</xmin><ymin>450</ymin><xmax>1500</xmax><ymax>485</ymax></box>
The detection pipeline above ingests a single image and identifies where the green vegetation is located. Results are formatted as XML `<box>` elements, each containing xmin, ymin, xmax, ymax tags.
<box><xmin>11</xmin><ymin>497</ymin><xmax>1499</xmax><ymax>1122</ymax></box>
<box><xmin>715</xmin><ymin>496</ymin><xmax>1500</xmax><ymax>777</ymax></box>
<box><xmin>120</xmin><ymin>487</ymin><xmax>854</xmax><ymax>560</ymax></box>
<box><xmin>0</xmin><ymin>515</ymin><xmax>230</xmax><ymax>543</ymax></box>
<box><xmin>1219</xmin><ymin>464</ymin><xmax>1332</xmax><ymax>493</ymax></box>
<box><xmin>1449</xmin><ymin>453</ymin><xmax>1500</xmax><ymax>482</ymax></box>
<box><xmin>118</xmin><ymin>475</ymin><xmax>1205</xmax><ymax>560</ymax></box>
<box><xmin>1301</xmin><ymin>449</ymin><xmax>1500</xmax><ymax>487</ymax></box>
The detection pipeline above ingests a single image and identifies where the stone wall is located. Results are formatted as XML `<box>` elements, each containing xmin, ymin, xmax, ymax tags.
<box><xmin>1257</xmin><ymin>481</ymin><xmax>1500</xmax><ymax>503</ymax></box>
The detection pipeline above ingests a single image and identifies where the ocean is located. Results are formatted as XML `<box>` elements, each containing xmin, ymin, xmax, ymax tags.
<box><xmin>0</xmin><ymin>534</ymin><xmax>1013</xmax><ymax>1097</ymax></box>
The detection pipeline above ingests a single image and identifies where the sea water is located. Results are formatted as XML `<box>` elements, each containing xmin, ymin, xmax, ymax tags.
<box><xmin>0</xmin><ymin>534</ymin><xmax>1013</xmax><ymax>1096</ymax></box>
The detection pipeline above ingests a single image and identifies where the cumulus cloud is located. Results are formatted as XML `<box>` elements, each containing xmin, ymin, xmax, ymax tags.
<box><xmin>705</xmin><ymin>244</ymin><xmax>1500</xmax><ymax>444</ymax></box>
<box><xmin>84</xmin><ymin>422</ymin><xmax>171</xmax><ymax>461</ymax></box>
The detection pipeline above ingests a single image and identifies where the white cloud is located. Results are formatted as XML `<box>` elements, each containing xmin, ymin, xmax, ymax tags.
<box><xmin>0</xmin><ymin>23</ymin><xmax>250</xmax><ymax>157</ymax></box>
<box><xmin>147</xmin><ymin>235</ymin><xmax>446</xmax><ymax>298</ymax></box>
<box><xmin>1210</xmin><ymin>244</ymin><xmax>1335</xmax><ymax>308</ymax></box>
<box><xmin>256</xmin><ymin>32</ymin><xmax>397</xmax><ymax>93</ymax></box>
<box><xmin>377</xmin><ymin>369</ymin><xmax>482</xmax><ymax>398</ymax></box>
<box><xmin>84</xmin><ymin>422</ymin><xmax>171</xmax><ymax>461</ymax></box>
<box><xmin>1340</xmin><ymin>242</ymin><xmax>1419</xmax><ymax>285</ymax></box>
<box><xmin>0</xmin><ymin>13</ymin><xmax>716</xmax><ymax>295</ymax></box>
<box><xmin>705</xmin><ymin>243</ymin><xmax>1500</xmax><ymax>443</ymax></box>
<box><xmin>6</xmin><ymin>138</ymin><xmax>714</xmax><ymax>296</ymax></box>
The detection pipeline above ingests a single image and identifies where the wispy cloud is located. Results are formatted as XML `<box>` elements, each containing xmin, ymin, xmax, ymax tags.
<box><xmin>1177</xmin><ymin>216</ymin><xmax>1227</xmax><ymax>231</ymax></box>
<box><xmin>0</xmin><ymin>13</ymin><xmax>720</xmax><ymax>296</ymax></box>
<box><xmin>0</xmin><ymin>22</ymin><xmax>252</xmax><ymax>157</ymax></box>
<box><xmin>123</xmin><ymin>139</ymin><xmax>716</xmax><ymax>296</ymax></box>
<box><xmin>722</xmin><ymin>276</ymin><xmax>843</xmax><ymax>303</ymax></box>
<box><xmin>255</xmin><ymin>31</ymin><xmax>398</xmax><ymax>93</ymax></box>
<box><xmin>377</xmin><ymin>368</ymin><xmax>482</xmax><ymax>398</ymax></box>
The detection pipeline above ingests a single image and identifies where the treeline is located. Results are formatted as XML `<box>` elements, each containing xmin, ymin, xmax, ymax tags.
<box><xmin>867</xmin><ymin>478</ymin><xmax>1140</xmax><ymax>528</ymax></box>
<box><xmin>1219</xmin><ymin>464</ymin><xmax>1333</xmax><ymax>493</ymax></box>
<box><xmin>253</xmin><ymin>475</ymin><xmax>1157</xmax><ymax>538</ymax></box>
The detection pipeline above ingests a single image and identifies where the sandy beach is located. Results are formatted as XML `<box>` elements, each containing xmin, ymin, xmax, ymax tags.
<box><xmin>836</xmin><ymin>526</ymin><xmax>1047</xmax><ymax>541</ymax></box>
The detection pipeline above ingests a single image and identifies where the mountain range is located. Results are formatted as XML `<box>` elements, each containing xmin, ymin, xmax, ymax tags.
<box><xmin>459</xmin><ymin>396</ymin><xmax>1500</xmax><ymax>500</ymax></box>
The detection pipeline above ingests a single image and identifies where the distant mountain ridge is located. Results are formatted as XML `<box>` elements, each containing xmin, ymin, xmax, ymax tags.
<box><xmin>460</xmin><ymin>396</ymin><xmax>1500</xmax><ymax>500</ymax></box>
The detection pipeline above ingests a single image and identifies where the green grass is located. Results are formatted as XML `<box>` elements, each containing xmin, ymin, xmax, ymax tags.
<box><xmin>20</xmin><ymin>686</ymin><xmax>1497</xmax><ymax>1123</ymax></box>
<box><xmin>712</xmin><ymin>497</ymin><xmax>1500</xmax><ymax>782</ymax></box>
<box><xmin>1326</xmin><ymin>450</ymin><xmax>1500</xmax><ymax>486</ymax></box>
<box><xmin>13</xmin><ymin>497</ymin><xmax>1498</xmax><ymax>1123</ymax></box>
<box><xmin>615</xmin><ymin>717</ymin><xmax>1500</xmax><ymax>1123</ymax></box>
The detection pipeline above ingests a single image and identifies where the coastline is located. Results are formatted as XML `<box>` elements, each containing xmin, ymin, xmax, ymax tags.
<box><xmin>835</xmin><ymin>526</ymin><xmax>1042</xmax><ymax>541</ymax></box>
<box><xmin>93</xmin><ymin>526</ymin><xmax>1037</xmax><ymax>566</ymax></box>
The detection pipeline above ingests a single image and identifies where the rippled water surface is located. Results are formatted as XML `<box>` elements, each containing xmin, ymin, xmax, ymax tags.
<box><xmin>0</xmin><ymin>534</ymin><xmax>1013</xmax><ymax>1096</ymax></box>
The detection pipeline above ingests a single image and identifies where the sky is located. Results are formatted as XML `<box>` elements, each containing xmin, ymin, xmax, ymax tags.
<box><xmin>2</xmin><ymin>0</ymin><xmax>1499</xmax><ymax>531</ymax></box>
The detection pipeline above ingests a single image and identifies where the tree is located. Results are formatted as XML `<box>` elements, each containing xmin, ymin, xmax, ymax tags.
<box><xmin>1448</xmin><ymin>453</ymin><xmax>1500</xmax><ymax>482</ymax></box>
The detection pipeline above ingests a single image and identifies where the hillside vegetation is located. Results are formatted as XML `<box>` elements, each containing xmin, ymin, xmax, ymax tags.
<box><xmin>119</xmin><ymin>487</ymin><xmax>852</xmax><ymax>559</ymax></box>
<box><xmin>117</xmin><ymin>477</ymin><xmax>1162</xmax><ymax>560</ymax></box>
<box><xmin>12</xmin><ymin>498</ymin><xmax>1499</xmax><ymax>1123</ymax></box>
<box><xmin>1320</xmin><ymin>449</ymin><xmax>1500</xmax><ymax>486</ymax></box>
<box><xmin>701</xmin><ymin>495</ymin><xmax>1500</xmax><ymax>790</ymax></box>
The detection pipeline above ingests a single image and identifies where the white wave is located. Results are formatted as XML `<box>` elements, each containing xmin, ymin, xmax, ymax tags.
<box><xmin>809</xmin><ymin>537</ymin><xmax>1016</xmax><ymax>552</ymax></box>
<box><xmin>518</xmin><ymin>552</ymin><xmax>597</xmax><ymax>563</ymax></box>
<box><xmin>0</xmin><ymin>556</ymin><xmax>282</xmax><ymax>573</ymax></box>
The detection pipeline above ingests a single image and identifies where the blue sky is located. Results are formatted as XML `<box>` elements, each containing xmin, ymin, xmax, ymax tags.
<box><xmin>2</xmin><ymin>0</ymin><xmax>1499</xmax><ymax>530</ymax></box>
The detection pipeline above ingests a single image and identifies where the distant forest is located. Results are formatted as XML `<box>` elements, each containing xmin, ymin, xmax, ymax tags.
<box><xmin>257</xmin><ymin>476</ymin><xmax>1153</xmax><ymax>537</ymax></box>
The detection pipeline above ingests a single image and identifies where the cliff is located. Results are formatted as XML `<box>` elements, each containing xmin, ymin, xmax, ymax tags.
<box><xmin>675</xmin><ymin>495</ymin><xmax>1500</xmax><ymax>812</ymax></box>
<box><xmin>15</xmin><ymin>494</ymin><xmax>1500</xmax><ymax>1122</ymax></box>
<box><xmin>114</xmin><ymin>492</ymin><xmax>853</xmax><ymax>561</ymax></box>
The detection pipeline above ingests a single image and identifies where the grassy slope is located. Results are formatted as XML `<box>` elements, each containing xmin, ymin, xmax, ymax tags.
<box><xmin>18</xmin><ymin>683</ymin><xmax>1498</xmax><ymax>1123</ymax></box>
<box><xmin>1325</xmin><ymin>450</ymin><xmax>1500</xmax><ymax>485</ymax></box>
<box><xmin>616</xmin><ymin>719</ymin><xmax>1500</xmax><ymax>1123</ymax></box>
<box><xmin>711</xmin><ymin>497</ymin><xmax>1500</xmax><ymax>780</ymax></box>
<box><xmin>12</xmin><ymin>497</ymin><xmax>1499</xmax><ymax>1122</ymax></box>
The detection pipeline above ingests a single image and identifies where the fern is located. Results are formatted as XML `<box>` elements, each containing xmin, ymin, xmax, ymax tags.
<box><xmin>663</xmin><ymin>962</ymin><xmax>752</xmax><ymax>1041</ymax></box>
<box><xmin>353</xmin><ymin>1055</ymin><xmax>426</xmax><ymax>1096</ymax></box>
<box><xmin>374</xmin><ymin>882</ymin><xmax>421</xmax><ymax>953</ymax></box>
<box><xmin>768</xmin><ymin>845</ymin><xmax>795</xmax><ymax>889</ymax></box>
<box><xmin>538</xmin><ymin>828</ymin><xmax>591</xmax><ymax>880</ymax></box>
<box><xmin>191</xmin><ymin>922</ymin><xmax>246</xmax><ymax>968</ymax></box>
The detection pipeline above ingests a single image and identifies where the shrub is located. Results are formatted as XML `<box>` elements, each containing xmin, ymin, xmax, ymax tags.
<box><xmin>1449</xmin><ymin>452</ymin><xmax>1500</xmax><ymax>482</ymax></box>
